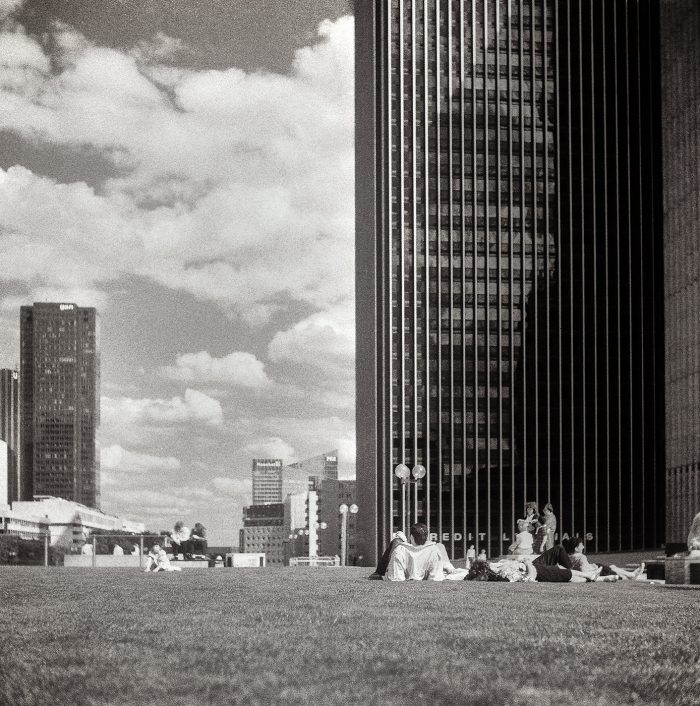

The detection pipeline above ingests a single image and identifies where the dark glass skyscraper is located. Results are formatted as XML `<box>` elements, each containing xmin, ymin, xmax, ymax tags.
<box><xmin>0</xmin><ymin>369</ymin><xmax>20</xmax><ymax>503</ymax></box>
<box><xmin>20</xmin><ymin>303</ymin><xmax>100</xmax><ymax>507</ymax></box>
<box><xmin>356</xmin><ymin>0</ymin><xmax>664</xmax><ymax>564</ymax></box>
<box><xmin>661</xmin><ymin>0</ymin><xmax>700</xmax><ymax>548</ymax></box>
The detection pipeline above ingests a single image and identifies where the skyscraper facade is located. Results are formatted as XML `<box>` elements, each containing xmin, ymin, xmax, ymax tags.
<box><xmin>0</xmin><ymin>369</ymin><xmax>20</xmax><ymax>503</ymax></box>
<box><xmin>661</xmin><ymin>0</ymin><xmax>700</xmax><ymax>547</ymax></box>
<box><xmin>251</xmin><ymin>458</ymin><xmax>283</xmax><ymax>504</ymax></box>
<box><xmin>20</xmin><ymin>303</ymin><xmax>100</xmax><ymax>507</ymax></box>
<box><xmin>356</xmin><ymin>0</ymin><xmax>664</xmax><ymax>564</ymax></box>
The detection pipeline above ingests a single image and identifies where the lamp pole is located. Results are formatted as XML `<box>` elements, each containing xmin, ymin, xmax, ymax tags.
<box><xmin>338</xmin><ymin>503</ymin><xmax>358</xmax><ymax>566</ymax></box>
<box><xmin>394</xmin><ymin>464</ymin><xmax>427</xmax><ymax>532</ymax></box>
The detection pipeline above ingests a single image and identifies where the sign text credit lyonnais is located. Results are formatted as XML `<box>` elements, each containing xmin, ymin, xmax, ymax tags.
<box><xmin>428</xmin><ymin>531</ymin><xmax>594</xmax><ymax>542</ymax></box>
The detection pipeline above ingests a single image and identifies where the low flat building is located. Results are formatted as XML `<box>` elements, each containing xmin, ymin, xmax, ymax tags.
<box><xmin>0</xmin><ymin>503</ymin><xmax>49</xmax><ymax>540</ymax></box>
<box><xmin>11</xmin><ymin>496</ymin><xmax>145</xmax><ymax>548</ymax></box>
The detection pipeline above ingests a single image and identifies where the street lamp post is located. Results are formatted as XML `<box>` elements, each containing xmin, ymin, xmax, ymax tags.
<box><xmin>338</xmin><ymin>503</ymin><xmax>358</xmax><ymax>566</ymax></box>
<box><xmin>393</xmin><ymin>464</ymin><xmax>427</xmax><ymax>533</ymax></box>
<box><xmin>312</xmin><ymin>521</ymin><xmax>327</xmax><ymax>560</ymax></box>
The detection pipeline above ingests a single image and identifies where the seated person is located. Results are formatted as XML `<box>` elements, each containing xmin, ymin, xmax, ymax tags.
<box><xmin>369</xmin><ymin>531</ymin><xmax>408</xmax><ymax>579</ymax></box>
<box><xmin>688</xmin><ymin>511</ymin><xmax>700</xmax><ymax>555</ymax></box>
<box><xmin>562</xmin><ymin>537</ymin><xmax>645</xmax><ymax>580</ymax></box>
<box><xmin>170</xmin><ymin>521</ymin><xmax>192</xmax><ymax>560</ymax></box>
<box><xmin>492</xmin><ymin>545</ymin><xmax>602</xmax><ymax>583</ymax></box>
<box><xmin>508</xmin><ymin>520</ymin><xmax>535</xmax><ymax>556</ymax></box>
<box><xmin>190</xmin><ymin>522</ymin><xmax>208</xmax><ymax>557</ymax></box>
<box><xmin>383</xmin><ymin>523</ymin><xmax>468</xmax><ymax>582</ymax></box>
<box><xmin>144</xmin><ymin>543</ymin><xmax>182</xmax><ymax>572</ymax></box>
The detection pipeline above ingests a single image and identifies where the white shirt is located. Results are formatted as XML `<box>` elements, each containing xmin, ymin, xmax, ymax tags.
<box><xmin>384</xmin><ymin>541</ymin><xmax>450</xmax><ymax>581</ymax></box>
<box><xmin>171</xmin><ymin>526</ymin><xmax>191</xmax><ymax>544</ymax></box>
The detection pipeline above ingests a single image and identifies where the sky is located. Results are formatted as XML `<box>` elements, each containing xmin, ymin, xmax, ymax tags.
<box><xmin>0</xmin><ymin>0</ymin><xmax>355</xmax><ymax>544</ymax></box>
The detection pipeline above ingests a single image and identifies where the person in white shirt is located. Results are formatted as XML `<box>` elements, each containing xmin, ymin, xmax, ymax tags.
<box><xmin>170</xmin><ymin>521</ymin><xmax>192</xmax><ymax>560</ymax></box>
<box><xmin>384</xmin><ymin>523</ymin><xmax>468</xmax><ymax>582</ymax></box>
<box><xmin>112</xmin><ymin>544</ymin><xmax>124</xmax><ymax>556</ymax></box>
<box><xmin>144</xmin><ymin>544</ymin><xmax>181</xmax><ymax>572</ymax></box>
<box><xmin>508</xmin><ymin>520</ymin><xmax>535</xmax><ymax>555</ymax></box>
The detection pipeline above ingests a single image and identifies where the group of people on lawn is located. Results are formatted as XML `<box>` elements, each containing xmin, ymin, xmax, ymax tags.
<box><xmin>373</xmin><ymin>502</ymin><xmax>646</xmax><ymax>583</ymax></box>
<box><xmin>144</xmin><ymin>521</ymin><xmax>208</xmax><ymax>572</ymax></box>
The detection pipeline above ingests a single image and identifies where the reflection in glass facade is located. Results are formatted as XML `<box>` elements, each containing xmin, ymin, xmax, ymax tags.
<box><xmin>356</xmin><ymin>0</ymin><xmax>664</xmax><ymax>563</ymax></box>
<box><xmin>20</xmin><ymin>303</ymin><xmax>100</xmax><ymax>506</ymax></box>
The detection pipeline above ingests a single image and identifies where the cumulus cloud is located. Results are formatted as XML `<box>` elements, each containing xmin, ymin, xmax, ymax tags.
<box><xmin>102</xmin><ymin>388</ymin><xmax>223</xmax><ymax>428</ymax></box>
<box><xmin>0</xmin><ymin>16</ymin><xmax>355</xmax><ymax>323</ymax></box>
<box><xmin>269</xmin><ymin>302</ymin><xmax>354</xmax><ymax>378</ymax></box>
<box><xmin>211</xmin><ymin>476</ymin><xmax>249</xmax><ymax>497</ymax></box>
<box><xmin>243</xmin><ymin>436</ymin><xmax>295</xmax><ymax>460</ymax></box>
<box><xmin>1</xmin><ymin>285</ymin><xmax>108</xmax><ymax>312</ymax></box>
<box><xmin>0</xmin><ymin>0</ymin><xmax>23</xmax><ymax>22</ymax></box>
<box><xmin>160</xmin><ymin>350</ymin><xmax>271</xmax><ymax>388</ymax></box>
<box><xmin>101</xmin><ymin>445</ymin><xmax>181</xmax><ymax>472</ymax></box>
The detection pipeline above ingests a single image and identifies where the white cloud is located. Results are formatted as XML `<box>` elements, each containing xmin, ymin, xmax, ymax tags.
<box><xmin>0</xmin><ymin>0</ymin><xmax>23</xmax><ymax>22</ymax></box>
<box><xmin>0</xmin><ymin>17</ymin><xmax>355</xmax><ymax>323</ymax></box>
<box><xmin>269</xmin><ymin>302</ymin><xmax>354</xmax><ymax>378</ymax></box>
<box><xmin>242</xmin><ymin>436</ymin><xmax>295</xmax><ymax>460</ymax></box>
<box><xmin>102</xmin><ymin>388</ymin><xmax>223</xmax><ymax>428</ymax></box>
<box><xmin>160</xmin><ymin>350</ymin><xmax>270</xmax><ymax>388</ymax></box>
<box><xmin>131</xmin><ymin>31</ymin><xmax>187</xmax><ymax>64</ymax></box>
<box><xmin>1</xmin><ymin>285</ymin><xmax>108</xmax><ymax>312</ymax></box>
<box><xmin>211</xmin><ymin>476</ymin><xmax>249</xmax><ymax>497</ymax></box>
<box><xmin>101</xmin><ymin>445</ymin><xmax>181</xmax><ymax>472</ymax></box>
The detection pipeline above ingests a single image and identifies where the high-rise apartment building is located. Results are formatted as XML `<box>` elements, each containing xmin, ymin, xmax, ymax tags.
<box><xmin>251</xmin><ymin>458</ymin><xmax>283</xmax><ymax>504</ymax></box>
<box><xmin>20</xmin><ymin>303</ymin><xmax>100</xmax><ymax>507</ymax></box>
<box><xmin>661</xmin><ymin>0</ymin><xmax>700</xmax><ymax>548</ymax></box>
<box><xmin>356</xmin><ymin>0</ymin><xmax>664</xmax><ymax>563</ymax></box>
<box><xmin>0</xmin><ymin>369</ymin><xmax>20</xmax><ymax>503</ymax></box>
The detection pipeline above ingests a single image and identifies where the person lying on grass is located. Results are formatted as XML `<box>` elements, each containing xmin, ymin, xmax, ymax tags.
<box><xmin>488</xmin><ymin>545</ymin><xmax>603</xmax><ymax>582</ymax></box>
<box><xmin>374</xmin><ymin>523</ymin><xmax>469</xmax><ymax>582</ymax></box>
<box><xmin>561</xmin><ymin>537</ymin><xmax>646</xmax><ymax>580</ymax></box>
<box><xmin>144</xmin><ymin>544</ymin><xmax>182</xmax><ymax>573</ymax></box>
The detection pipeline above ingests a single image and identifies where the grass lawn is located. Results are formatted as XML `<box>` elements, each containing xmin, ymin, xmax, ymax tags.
<box><xmin>0</xmin><ymin>567</ymin><xmax>698</xmax><ymax>706</ymax></box>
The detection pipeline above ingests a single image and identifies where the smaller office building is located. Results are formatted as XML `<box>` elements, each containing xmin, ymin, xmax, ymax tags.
<box><xmin>239</xmin><ymin>502</ymin><xmax>286</xmax><ymax>565</ymax></box>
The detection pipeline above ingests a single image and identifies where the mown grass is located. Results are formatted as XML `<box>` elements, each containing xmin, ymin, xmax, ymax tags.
<box><xmin>0</xmin><ymin>567</ymin><xmax>698</xmax><ymax>706</ymax></box>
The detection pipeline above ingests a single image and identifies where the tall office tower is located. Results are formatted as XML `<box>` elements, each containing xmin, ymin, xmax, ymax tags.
<box><xmin>20</xmin><ymin>303</ymin><xmax>100</xmax><ymax>506</ymax></box>
<box><xmin>356</xmin><ymin>0</ymin><xmax>664</xmax><ymax>563</ymax></box>
<box><xmin>661</xmin><ymin>0</ymin><xmax>700</xmax><ymax>549</ymax></box>
<box><xmin>0</xmin><ymin>369</ymin><xmax>20</xmax><ymax>503</ymax></box>
<box><xmin>251</xmin><ymin>458</ymin><xmax>283</xmax><ymax>504</ymax></box>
